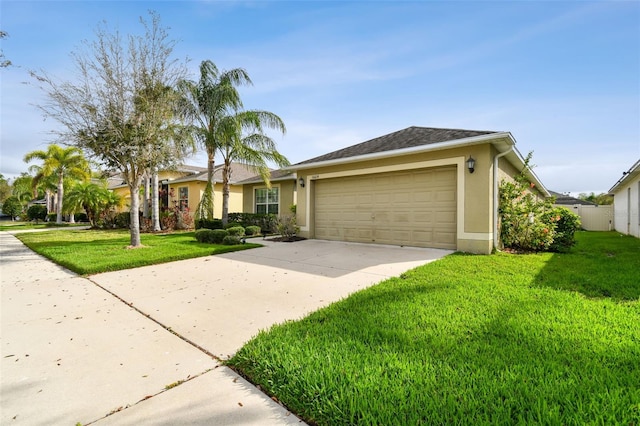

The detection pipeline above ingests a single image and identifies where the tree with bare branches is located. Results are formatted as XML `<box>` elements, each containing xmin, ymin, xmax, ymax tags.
<box><xmin>32</xmin><ymin>12</ymin><xmax>192</xmax><ymax>246</ymax></box>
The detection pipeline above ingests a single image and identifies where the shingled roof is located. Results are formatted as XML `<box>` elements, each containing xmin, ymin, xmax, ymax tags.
<box><xmin>549</xmin><ymin>191</ymin><xmax>596</xmax><ymax>206</ymax></box>
<box><xmin>295</xmin><ymin>126</ymin><xmax>498</xmax><ymax>166</ymax></box>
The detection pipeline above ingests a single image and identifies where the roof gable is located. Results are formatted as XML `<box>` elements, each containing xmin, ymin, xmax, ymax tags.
<box><xmin>295</xmin><ymin>126</ymin><xmax>497</xmax><ymax>166</ymax></box>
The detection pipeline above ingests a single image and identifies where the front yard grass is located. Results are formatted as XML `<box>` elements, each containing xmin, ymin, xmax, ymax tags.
<box><xmin>0</xmin><ymin>221</ymin><xmax>88</xmax><ymax>231</ymax></box>
<box><xmin>228</xmin><ymin>232</ymin><xmax>640</xmax><ymax>425</ymax></box>
<box><xmin>15</xmin><ymin>229</ymin><xmax>260</xmax><ymax>275</ymax></box>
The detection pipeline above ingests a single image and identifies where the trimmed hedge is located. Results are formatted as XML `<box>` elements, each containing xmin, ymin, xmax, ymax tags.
<box><xmin>195</xmin><ymin>219</ymin><xmax>223</xmax><ymax>230</ymax></box>
<box><xmin>223</xmin><ymin>235</ymin><xmax>241</xmax><ymax>245</ymax></box>
<box><xmin>194</xmin><ymin>228</ymin><xmax>229</xmax><ymax>244</ymax></box>
<box><xmin>227</xmin><ymin>213</ymin><xmax>278</xmax><ymax>234</ymax></box>
<box><xmin>245</xmin><ymin>225</ymin><xmax>261</xmax><ymax>236</ymax></box>
<box><xmin>226</xmin><ymin>226</ymin><xmax>245</xmax><ymax>237</ymax></box>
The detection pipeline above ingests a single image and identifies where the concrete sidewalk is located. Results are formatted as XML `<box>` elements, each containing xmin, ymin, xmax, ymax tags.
<box><xmin>0</xmin><ymin>232</ymin><xmax>303</xmax><ymax>425</ymax></box>
<box><xmin>1</xmin><ymin>231</ymin><xmax>450</xmax><ymax>425</ymax></box>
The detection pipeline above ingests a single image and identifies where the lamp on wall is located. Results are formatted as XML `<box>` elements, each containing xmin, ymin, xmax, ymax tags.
<box><xmin>467</xmin><ymin>156</ymin><xmax>476</xmax><ymax>174</ymax></box>
<box><xmin>298</xmin><ymin>177</ymin><xmax>305</xmax><ymax>188</ymax></box>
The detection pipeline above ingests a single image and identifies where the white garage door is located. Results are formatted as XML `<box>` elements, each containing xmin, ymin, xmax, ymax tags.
<box><xmin>314</xmin><ymin>166</ymin><xmax>457</xmax><ymax>249</ymax></box>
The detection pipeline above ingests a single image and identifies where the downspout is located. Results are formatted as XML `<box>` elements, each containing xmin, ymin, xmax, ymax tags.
<box><xmin>493</xmin><ymin>147</ymin><xmax>513</xmax><ymax>250</ymax></box>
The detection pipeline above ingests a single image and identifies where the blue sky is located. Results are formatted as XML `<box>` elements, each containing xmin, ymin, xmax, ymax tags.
<box><xmin>1</xmin><ymin>0</ymin><xmax>639</xmax><ymax>195</ymax></box>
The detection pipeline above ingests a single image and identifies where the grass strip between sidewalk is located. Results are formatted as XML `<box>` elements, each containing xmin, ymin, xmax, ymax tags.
<box><xmin>15</xmin><ymin>229</ymin><xmax>260</xmax><ymax>275</ymax></box>
<box><xmin>228</xmin><ymin>232</ymin><xmax>640</xmax><ymax>425</ymax></box>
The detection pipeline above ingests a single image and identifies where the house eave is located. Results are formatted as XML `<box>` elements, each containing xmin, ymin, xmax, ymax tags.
<box><xmin>608</xmin><ymin>159</ymin><xmax>640</xmax><ymax>194</ymax></box>
<box><xmin>287</xmin><ymin>132</ymin><xmax>515</xmax><ymax>171</ymax></box>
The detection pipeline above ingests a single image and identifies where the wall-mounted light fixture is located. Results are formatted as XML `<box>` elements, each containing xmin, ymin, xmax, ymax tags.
<box><xmin>298</xmin><ymin>177</ymin><xmax>305</xmax><ymax>188</ymax></box>
<box><xmin>466</xmin><ymin>156</ymin><xmax>475</xmax><ymax>174</ymax></box>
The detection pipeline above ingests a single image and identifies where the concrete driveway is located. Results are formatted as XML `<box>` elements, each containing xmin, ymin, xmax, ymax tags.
<box><xmin>1</xmin><ymin>232</ymin><xmax>450</xmax><ymax>425</ymax></box>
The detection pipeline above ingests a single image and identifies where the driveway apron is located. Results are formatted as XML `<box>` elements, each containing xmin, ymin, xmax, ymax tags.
<box><xmin>2</xmin><ymin>232</ymin><xmax>450</xmax><ymax>425</ymax></box>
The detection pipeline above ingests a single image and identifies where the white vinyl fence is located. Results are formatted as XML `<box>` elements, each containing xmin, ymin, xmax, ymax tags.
<box><xmin>554</xmin><ymin>204</ymin><xmax>613</xmax><ymax>231</ymax></box>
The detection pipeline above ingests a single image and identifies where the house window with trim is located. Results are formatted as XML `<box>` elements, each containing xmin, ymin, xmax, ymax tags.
<box><xmin>255</xmin><ymin>187</ymin><xmax>279</xmax><ymax>214</ymax></box>
<box><xmin>178</xmin><ymin>187</ymin><xmax>189</xmax><ymax>211</ymax></box>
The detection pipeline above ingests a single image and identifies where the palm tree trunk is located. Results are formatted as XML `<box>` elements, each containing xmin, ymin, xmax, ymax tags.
<box><xmin>206</xmin><ymin>153</ymin><xmax>215</xmax><ymax>220</ymax></box>
<box><xmin>143</xmin><ymin>170</ymin><xmax>150</xmax><ymax>218</ymax></box>
<box><xmin>222</xmin><ymin>160</ymin><xmax>230</xmax><ymax>225</ymax></box>
<box><xmin>152</xmin><ymin>168</ymin><xmax>160</xmax><ymax>231</ymax></box>
<box><xmin>56</xmin><ymin>174</ymin><xmax>64</xmax><ymax>224</ymax></box>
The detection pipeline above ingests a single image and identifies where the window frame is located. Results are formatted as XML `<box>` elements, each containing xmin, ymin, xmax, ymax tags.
<box><xmin>254</xmin><ymin>185</ymin><xmax>280</xmax><ymax>215</ymax></box>
<box><xmin>178</xmin><ymin>186</ymin><xmax>189</xmax><ymax>211</ymax></box>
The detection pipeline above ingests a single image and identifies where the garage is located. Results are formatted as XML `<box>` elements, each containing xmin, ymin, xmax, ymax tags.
<box><xmin>314</xmin><ymin>166</ymin><xmax>457</xmax><ymax>249</ymax></box>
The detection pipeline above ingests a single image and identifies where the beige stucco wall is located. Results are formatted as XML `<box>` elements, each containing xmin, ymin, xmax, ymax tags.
<box><xmin>296</xmin><ymin>144</ymin><xmax>497</xmax><ymax>253</ymax></box>
<box><xmin>111</xmin><ymin>186</ymin><xmax>131</xmax><ymax>212</ymax></box>
<box><xmin>242</xmin><ymin>180</ymin><xmax>296</xmax><ymax>215</ymax></box>
<box><xmin>168</xmin><ymin>182</ymin><xmax>243</xmax><ymax>219</ymax></box>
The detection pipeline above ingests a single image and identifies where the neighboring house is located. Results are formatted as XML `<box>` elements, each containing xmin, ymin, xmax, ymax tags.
<box><xmin>287</xmin><ymin>126</ymin><xmax>549</xmax><ymax>254</ymax></box>
<box><xmin>108</xmin><ymin>165</ymin><xmax>207</xmax><ymax>213</ymax></box>
<box><xmin>239</xmin><ymin>169</ymin><xmax>297</xmax><ymax>216</ymax></box>
<box><xmin>108</xmin><ymin>163</ymin><xmax>258</xmax><ymax>219</ymax></box>
<box><xmin>609</xmin><ymin>159</ymin><xmax>640</xmax><ymax>238</ymax></box>
<box><xmin>550</xmin><ymin>190</ymin><xmax>613</xmax><ymax>231</ymax></box>
<box><xmin>550</xmin><ymin>191</ymin><xmax>596</xmax><ymax>207</ymax></box>
<box><xmin>167</xmin><ymin>162</ymin><xmax>257</xmax><ymax>218</ymax></box>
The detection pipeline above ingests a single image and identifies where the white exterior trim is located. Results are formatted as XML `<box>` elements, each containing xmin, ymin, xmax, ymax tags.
<box><xmin>253</xmin><ymin>183</ymin><xmax>282</xmax><ymax>215</ymax></box>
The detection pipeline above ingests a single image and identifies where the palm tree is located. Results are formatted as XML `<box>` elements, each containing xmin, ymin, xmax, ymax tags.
<box><xmin>65</xmin><ymin>181</ymin><xmax>122</xmax><ymax>227</ymax></box>
<box><xmin>27</xmin><ymin>165</ymin><xmax>59</xmax><ymax>215</ymax></box>
<box><xmin>177</xmin><ymin>60</ymin><xmax>252</xmax><ymax>221</ymax></box>
<box><xmin>11</xmin><ymin>173</ymin><xmax>40</xmax><ymax>205</ymax></box>
<box><xmin>24</xmin><ymin>144</ymin><xmax>90</xmax><ymax>224</ymax></box>
<box><xmin>217</xmin><ymin>110</ymin><xmax>288</xmax><ymax>224</ymax></box>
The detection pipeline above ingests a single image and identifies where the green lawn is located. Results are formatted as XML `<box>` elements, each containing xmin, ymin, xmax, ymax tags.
<box><xmin>228</xmin><ymin>232</ymin><xmax>640</xmax><ymax>425</ymax></box>
<box><xmin>15</xmin><ymin>229</ymin><xmax>260</xmax><ymax>275</ymax></box>
<box><xmin>0</xmin><ymin>221</ymin><xmax>88</xmax><ymax>231</ymax></box>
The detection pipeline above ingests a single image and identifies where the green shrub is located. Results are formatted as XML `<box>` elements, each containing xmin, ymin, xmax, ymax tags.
<box><xmin>277</xmin><ymin>214</ymin><xmax>299</xmax><ymax>240</ymax></box>
<box><xmin>194</xmin><ymin>229</ymin><xmax>217</xmax><ymax>243</ymax></box>
<box><xmin>2</xmin><ymin>196</ymin><xmax>23</xmax><ymax>219</ymax></box>
<box><xmin>245</xmin><ymin>225</ymin><xmax>261</xmax><ymax>236</ymax></box>
<box><xmin>195</xmin><ymin>218</ymin><xmax>223</xmax><ymax>230</ymax></box>
<box><xmin>228</xmin><ymin>212</ymin><xmax>278</xmax><ymax>233</ymax></box>
<box><xmin>226</xmin><ymin>226</ymin><xmax>245</xmax><ymax>237</ymax></box>
<box><xmin>499</xmin><ymin>153</ymin><xmax>555</xmax><ymax>252</ymax></box>
<box><xmin>222</xmin><ymin>235</ymin><xmax>241</xmax><ymax>245</ymax></box>
<box><xmin>27</xmin><ymin>204</ymin><xmax>48</xmax><ymax>222</ymax></box>
<box><xmin>47</xmin><ymin>213</ymin><xmax>57</xmax><ymax>222</ymax></box>
<box><xmin>547</xmin><ymin>207</ymin><xmax>581</xmax><ymax>252</ymax></box>
<box><xmin>224</xmin><ymin>221</ymin><xmax>244</xmax><ymax>229</ymax></box>
<box><xmin>209</xmin><ymin>229</ymin><xmax>229</xmax><ymax>244</ymax></box>
<box><xmin>114</xmin><ymin>212</ymin><xmax>131</xmax><ymax>229</ymax></box>
<box><xmin>74</xmin><ymin>212</ymin><xmax>88</xmax><ymax>222</ymax></box>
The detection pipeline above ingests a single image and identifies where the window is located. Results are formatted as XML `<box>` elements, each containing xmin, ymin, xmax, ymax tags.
<box><xmin>178</xmin><ymin>187</ymin><xmax>188</xmax><ymax>211</ymax></box>
<box><xmin>255</xmin><ymin>187</ymin><xmax>279</xmax><ymax>214</ymax></box>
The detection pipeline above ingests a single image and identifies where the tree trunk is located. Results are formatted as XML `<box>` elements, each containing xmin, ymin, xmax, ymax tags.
<box><xmin>128</xmin><ymin>177</ymin><xmax>143</xmax><ymax>247</ymax></box>
<box><xmin>205</xmin><ymin>153</ymin><xmax>215</xmax><ymax>220</ymax></box>
<box><xmin>222</xmin><ymin>161</ymin><xmax>230</xmax><ymax>225</ymax></box>
<box><xmin>56</xmin><ymin>174</ymin><xmax>64</xmax><ymax>224</ymax></box>
<box><xmin>143</xmin><ymin>170</ymin><xmax>150</xmax><ymax>218</ymax></box>
<box><xmin>152</xmin><ymin>169</ymin><xmax>160</xmax><ymax>231</ymax></box>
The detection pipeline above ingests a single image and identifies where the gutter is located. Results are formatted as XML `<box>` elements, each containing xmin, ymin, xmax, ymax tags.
<box><xmin>493</xmin><ymin>147</ymin><xmax>513</xmax><ymax>251</ymax></box>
